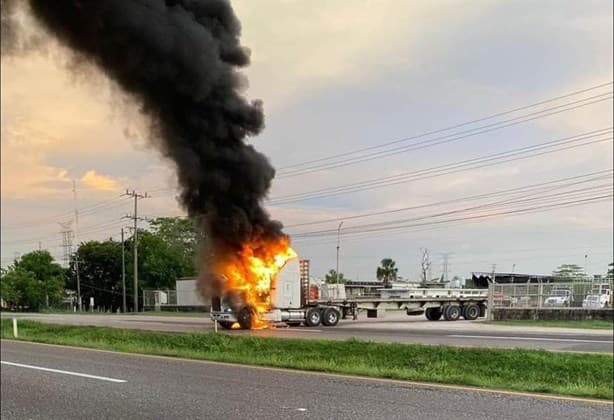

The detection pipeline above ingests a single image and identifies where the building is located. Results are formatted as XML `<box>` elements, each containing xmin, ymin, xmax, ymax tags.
<box><xmin>469</xmin><ymin>272</ymin><xmax>554</xmax><ymax>288</ymax></box>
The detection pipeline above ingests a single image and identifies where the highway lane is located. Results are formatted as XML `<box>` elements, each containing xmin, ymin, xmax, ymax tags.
<box><xmin>3</xmin><ymin>312</ymin><xmax>612</xmax><ymax>353</ymax></box>
<box><xmin>1</xmin><ymin>340</ymin><xmax>611</xmax><ymax>420</ymax></box>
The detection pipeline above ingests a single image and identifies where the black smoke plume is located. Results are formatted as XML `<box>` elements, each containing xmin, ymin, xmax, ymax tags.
<box><xmin>12</xmin><ymin>0</ymin><xmax>286</xmax><ymax>302</ymax></box>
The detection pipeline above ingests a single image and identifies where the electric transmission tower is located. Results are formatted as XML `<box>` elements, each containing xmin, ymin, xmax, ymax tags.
<box><xmin>440</xmin><ymin>252</ymin><xmax>453</xmax><ymax>282</ymax></box>
<box><xmin>58</xmin><ymin>220</ymin><xmax>74</xmax><ymax>268</ymax></box>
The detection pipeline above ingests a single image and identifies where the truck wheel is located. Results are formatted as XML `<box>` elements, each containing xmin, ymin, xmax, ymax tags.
<box><xmin>443</xmin><ymin>304</ymin><xmax>461</xmax><ymax>321</ymax></box>
<box><xmin>218</xmin><ymin>321</ymin><xmax>235</xmax><ymax>330</ymax></box>
<box><xmin>425</xmin><ymin>307</ymin><xmax>442</xmax><ymax>321</ymax></box>
<box><xmin>237</xmin><ymin>305</ymin><xmax>256</xmax><ymax>330</ymax></box>
<box><xmin>321</xmin><ymin>307</ymin><xmax>340</xmax><ymax>327</ymax></box>
<box><xmin>305</xmin><ymin>308</ymin><xmax>322</xmax><ymax>327</ymax></box>
<box><xmin>462</xmin><ymin>303</ymin><xmax>480</xmax><ymax>320</ymax></box>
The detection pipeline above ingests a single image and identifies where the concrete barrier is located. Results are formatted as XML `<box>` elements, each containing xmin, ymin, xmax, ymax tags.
<box><xmin>492</xmin><ymin>308</ymin><xmax>614</xmax><ymax>321</ymax></box>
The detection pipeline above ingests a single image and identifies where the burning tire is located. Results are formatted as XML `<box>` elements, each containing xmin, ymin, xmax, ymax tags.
<box><xmin>305</xmin><ymin>308</ymin><xmax>322</xmax><ymax>327</ymax></box>
<box><xmin>443</xmin><ymin>304</ymin><xmax>462</xmax><ymax>321</ymax></box>
<box><xmin>462</xmin><ymin>303</ymin><xmax>480</xmax><ymax>320</ymax></box>
<box><xmin>237</xmin><ymin>305</ymin><xmax>256</xmax><ymax>330</ymax></box>
<box><xmin>321</xmin><ymin>307</ymin><xmax>340</xmax><ymax>327</ymax></box>
<box><xmin>425</xmin><ymin>307</ymin><xmax>442</xmax><ymax>321</ymax></box>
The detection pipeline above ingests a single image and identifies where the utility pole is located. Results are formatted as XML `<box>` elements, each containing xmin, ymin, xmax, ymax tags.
<box><xmin>123</xmin><ymin>190</ymin><xmax>149</xmax><ymax>312</ymax></box>
<box><xmin>72</xmin><ymin>180</ymin><xmax>81</xmax><ymax>311</ymax></box>
<box><xmin>336</xmin><ymin>221</ymin><xmax>344</xmax><ymax>282</ymax></box>
<box><xmin>121</xmin><ymin>227</ymin><xmax>127</xmax><ymax>313</ymax></box>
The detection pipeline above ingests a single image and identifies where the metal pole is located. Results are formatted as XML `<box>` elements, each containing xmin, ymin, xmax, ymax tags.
<box><xmin>75</xmin><ymin>254</ymin><xmax>81</xmax><ymax>311</ymax></box>
<box><xmin>121</xmin><ymin>227</ymin><xmax>126</xmax><ymax>313</ymax></box>
<box><xmin>336</xmin><ymin>221</ymin><xmax>343</xmax><ymax>282</ymax></box>
<box><xmin>73</xmin><ymin>180</ymin><xmax>81</xmax><ymax>311</ymax></box>
<box><xmin>133</xmin><ymin>196</ymin><xmax>138</xmax><ymax>312</ymax></box>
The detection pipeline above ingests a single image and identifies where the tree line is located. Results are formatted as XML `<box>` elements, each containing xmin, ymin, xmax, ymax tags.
<box><xmin>1</xmin><ymin>217</ymin><xmax>198</xmax><ymax>312</ymax></box>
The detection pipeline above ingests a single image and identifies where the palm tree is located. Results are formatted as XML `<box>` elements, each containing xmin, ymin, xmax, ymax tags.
<box><xmin>376</xmin><ymin>258</ymin><xmax>398</xmax><ymax>288</ymax></box>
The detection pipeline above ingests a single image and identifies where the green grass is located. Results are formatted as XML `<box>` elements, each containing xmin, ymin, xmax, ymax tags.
<box><xmin>485</xmin><ymin>319</ymin><xmax>614</xmax><ymax>330</ymax></box>
<box><xmin>2</xmin><ymin>320</ymin><xmax>612</xmax><ymax>400</ymax></box>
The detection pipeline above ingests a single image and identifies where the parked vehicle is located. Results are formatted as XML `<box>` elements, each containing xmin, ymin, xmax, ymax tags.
<box><xmin>210</xmin><ymin>259</ymin><xmax>488</xmax><ymax>329</ymax></box>
<box><xmin>543</xmin><ymin>287</ymin><xmax>574</xmax><ymax>307</ymax></box>
<box><xmin>582</xmin><ymin>283</ymin><xmax>611</xmax><ymax>309</ymax></box>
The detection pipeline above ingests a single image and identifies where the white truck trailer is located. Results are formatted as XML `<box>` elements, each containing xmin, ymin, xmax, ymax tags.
<box><xmin>210</xmin><ymin>259</ymin><xmax>489</xmax><ymax>329</ymax></box>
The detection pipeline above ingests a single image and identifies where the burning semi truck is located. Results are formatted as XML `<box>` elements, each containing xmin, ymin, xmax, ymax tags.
<box><xmin>210</xmin><ymin>255</ymin><xmax>490</xmax><ymax>330</ymax></box>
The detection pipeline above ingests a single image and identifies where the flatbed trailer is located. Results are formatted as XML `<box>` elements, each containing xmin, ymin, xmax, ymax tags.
<box><xmin>210</xmin><ymin>259</ymin><xmax>488</xmax><ymax>329</ymax></box>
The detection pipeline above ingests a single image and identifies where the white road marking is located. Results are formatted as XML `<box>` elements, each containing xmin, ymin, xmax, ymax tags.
<box><xmin>447</xmin><ymin>335</ymin><xmax>613</xmax><ymax>343</ymax></box>
<box><xmin>274</xmin><ymin>328</ymin><xmax>323</xmax><ymax>333</ymax></box>
<box><xmin>296</xmin><ymin>408</ymin><xmax>307</xmax><ymax>412</ymax></box>
<box><xmin>0</xmin><ymin>361</ymin><xmax>127</xmax><ymax>383</ymax></box>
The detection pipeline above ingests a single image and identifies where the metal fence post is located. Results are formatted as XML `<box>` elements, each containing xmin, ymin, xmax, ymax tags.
<box><xmin>487</xmin><ymin>282</ymin><xmax>494</xmax><ymax>321</ymax></box>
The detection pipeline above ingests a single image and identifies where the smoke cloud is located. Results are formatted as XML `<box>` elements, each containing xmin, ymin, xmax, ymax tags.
<box><xmin>3</xmin><ymin>0</ymin><xmax>287</xmax><ymax>303</ymax></box>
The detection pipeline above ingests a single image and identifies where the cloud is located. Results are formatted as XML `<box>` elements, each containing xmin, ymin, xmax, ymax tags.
<box><xmin>80</xmin><ymin>170</ymin><xmax>120</xmax><ymax>192</ymax></box>
<box><xmin>233</xmin><ymin>0</ymin><xmax>488</xmax><ymax>110</ymax></box>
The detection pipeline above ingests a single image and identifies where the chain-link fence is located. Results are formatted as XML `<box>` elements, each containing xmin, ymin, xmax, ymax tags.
<box><xmin>143</xmin><ymin>290</ymin><xmax>177</xmax><ymax>308</ymax></box>
<box><xmin>491</xmin><ymin>280</ymin><xmax>612</xmax><ymax>309</ymax></box>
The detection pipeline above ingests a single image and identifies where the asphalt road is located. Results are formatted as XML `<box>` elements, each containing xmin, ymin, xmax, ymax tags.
<box><xmin>3</xmin><ymin>312</ymin><xmax>613</xmax><ymax>353</ymax></box>
<box><xmin>1</xmin><ymin>340</ymin><xmax>611</xmax><ymax>420</ymax></box>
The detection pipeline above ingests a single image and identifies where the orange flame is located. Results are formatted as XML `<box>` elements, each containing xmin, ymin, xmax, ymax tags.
<box><xmin>220</xmin><ymin>236</ymin><xmax>297</xmax><ymax>329</ymax></box>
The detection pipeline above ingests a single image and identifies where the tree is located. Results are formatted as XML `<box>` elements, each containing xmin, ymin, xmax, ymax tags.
<box><xmin>376</xmin><ymin>258</ymin><xmax>398</xmax><ymax>288</ymax></box>
<box><xmin>325</xmin><ymin>269</ymin><xmax>346</xmax><ymax>284</ymax></box>
<box><xmin>607</xmin><ymin>262</ymin><xmax>613</xmax><ymax>281</ymax></box>
<box><xmin>137</xmin><ymin>230</ymin><xmax>187</xmax><ymax>289</ymax></box>
<box><xmin>1</xmin><ymin>266</ymin><xmax>50</xmax><ymax>311</ymax></box>
<box><xmin>4</xmin><ymin>250</ymin><xmax>66</xmax><ymax>309</ymax></box>
<box><xmin>0</xmin><ymin>268</ymin><xmax>20</xmax><ymax>308</ymax></box>
<box><xmin>552</xmin><ymin>264</ymin><xmax>587</xmax><ymax>281</ymax></box>
<box><xmin>420</xmin><ymin>248</ymin><xmax>432</xmax><ymax>285</ymax></box>
<box><xmin>68</xmin><ymin>230</ymin><xmax>192</xmax><ymax>312</ymax></box>
<box><xmin>68</xmin><ymin>240</ymin><xmax>124</xmax><ymax>311</ymax></box>
<box><xmin>148</xmin><ymin>217</ymin><xmax>198</xmax><ymax>276</ymax></box>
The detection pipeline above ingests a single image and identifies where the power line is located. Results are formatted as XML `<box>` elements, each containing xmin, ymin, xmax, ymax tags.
<box><xmin>1</xmin><ymin>218</ymin><xmax>125</xmax><ymax>246</ymax></box>
<box><xmin>290</xmin><ymin>195</ymin><xmax>612</xmax><ymax>245</ymax></box>
<box><xmin>270</xmin><ymin>129</ymin><xmax>613</xmax><ymax>204</ymax></box>
<box><xmin>2</xmin><ymin>196</ymin><xmax>131</xmax><ymax>230</ymax></box>
<box><xmin>284</xmin><ymin>169</ymin><xmax>613</xmax><ymax>228</ymax></box>
<box><xmin>278</xmin><ymin>81</ymin><xmax>613</xmax><ymax>171</ymax></box>
<box><xmin>290</xmin><ymin>184</ymin><xmax>612</xmax><ymax>238</ymax></box>
<box><xmin>278</xmin><ymin>91</ymin><xmax>612</xmax><ymax>177</ymax></box>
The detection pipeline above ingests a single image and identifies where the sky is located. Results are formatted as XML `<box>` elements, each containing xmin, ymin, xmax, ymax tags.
<box><xmin>1</xmin><ymin>0</ymin><xmax>613</xmax><ymax>282</ymax></box>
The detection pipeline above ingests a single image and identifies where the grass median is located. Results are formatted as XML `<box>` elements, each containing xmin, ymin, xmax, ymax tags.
<box><xmin>485</xmin><ymin>319</ymin><xmax>614</xmax><ymax>330</ymax></box>
<box><xmin>1</xmin><ymin>319</ymin><xmax>612</xmax><ymax>400</ymax></box>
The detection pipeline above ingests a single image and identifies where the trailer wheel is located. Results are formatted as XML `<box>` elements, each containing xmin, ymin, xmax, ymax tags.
<box><xmin>462</xmin><ymin>303</ymin><xmax>480</xmax><ymax>320</ymax></box>
<box><xmin>305</xmin><ymin>308</ymin><xmax>322</xmax><ymax>327</ymax></box>
<box><xmin>237</xmin><ymin>305</ymin><xmax>256</xmax><ymax>329</ymax></box>
<box><xmin>218</xmin><ymin>321</ymin><xmax>235</xmax><ymax>330</ymax></box>
<box><xmin>425</xmin><ymin>307</ymin><xmax>442</xmax><ymax>321</ymax></box>
<box><xmin>321</xmin><ymin>307</ymin><xmax>340</xmax><ymax>327</ymax></box>
<box><xmin>443</xmin><ymin>304</ymin><xmax>462</xmax><ymax>321</ymax></box>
